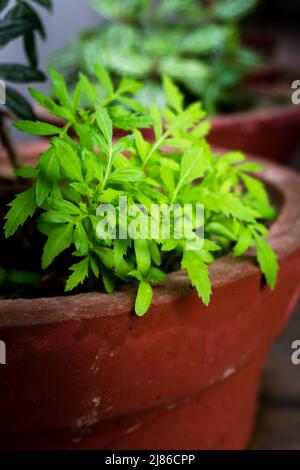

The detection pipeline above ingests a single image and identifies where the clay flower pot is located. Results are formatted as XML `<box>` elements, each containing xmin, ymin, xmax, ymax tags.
<box><xmin>208</xmin><ymin>104</ymin><xmax>300</xmax><ymax>163</ymax></box>
<box><xmin>0</xmin><ymin>144</ymin><xmax>300</xmax><ymax>450</ymax></box>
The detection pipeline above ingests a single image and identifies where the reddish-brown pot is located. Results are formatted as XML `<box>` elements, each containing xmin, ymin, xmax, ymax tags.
<box><xmin>209</xmin><ymin>105</ymin><xmax>300</xmax><ymax>162</ymax></box>
<box><xmin>0</xmin><ymin>144</ymin><xmax>300</xmax><ymax>450</ymax></box>
<box><xmin>35</xmin><ymin>102</ymin><xmax>300</xmax><ymax>163</ymax></box>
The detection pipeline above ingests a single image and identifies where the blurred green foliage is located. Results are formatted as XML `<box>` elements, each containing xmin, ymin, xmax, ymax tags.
<box><xmin>52</xmin><ymin>0</ymin><xmax>262</xmax><ymax>114</ymax></box>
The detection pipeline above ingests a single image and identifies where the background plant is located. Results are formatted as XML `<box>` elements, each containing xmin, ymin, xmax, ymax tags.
<box><xmin>52</xmin><ymin>0</ymin><xmax>262</xmax><ymax>115</ymax></box>
<box><xmin>4</xmin><ymin>67</ymin><xmax>278</xmax><ymax>315</ymax></box>
<box><xmin>0</xmin><ymin>0</ymin><xmax>52</xmax><ymax>168</ymax></box>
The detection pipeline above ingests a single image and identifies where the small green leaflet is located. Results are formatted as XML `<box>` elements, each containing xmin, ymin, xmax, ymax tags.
<box><xmin>181</xmin><ymin>250</ymin><xmax>211</xmax><ymax>306</ymax></box>
<box><xmin>36</xmin><ymin>146</ymin><xmax>60</xmax><ymax>206</ymax></box>
<box><xmin>150</xmin><ymin>103</ymin><xmax>163</xmax><ymax>140</ymax></box>
<box><xmin>14</xmin><ymin>120</ymin><xmax>62</xmax><ymax>135</ymax></box>
<box><xmin>135</xmin><ymin>281</ymin><xmax>153</xmax><ymax>317</ymax></box>
<box><xmin>134</xmin><ymin>239</ymin><xmax>151</xmax><ymax>277</ymax></box>
<box><xmin>255</xmin><ymin>235</ymin><xmax>278</xmax><ymax>290</ymax></box>
<box><xmin>96</xmin><ymin>107</ymin><xmax>113</xmax><ymax>144</ymax></box>
<box><xmin>240</xmin><ymin>173</ymin><xmax>269</xmax><ymax>205</ymax></box>
<box><xmin>163</xmin><ymin>75</ymin><xmax>184</xmax><ymax>113</ymax></box>
<box><xmin>65</xmin><ymin>257</ymin><xmax>89</xmax><ymax>292</ymax></box>
<box><xmin>177</xmin><ymin>143</ymin><xmax>209</xmax><ymax>194</ymax></box>
<box><xmin>49</xmin><ymin>68</ymin><xmax>72</xmax><ymax>110</ymax></box>
<box><xmin>233</xmin><ymin>227</ymin><xmax>253</xmax><ymax>256</ymax></box>
<box><xmin>74</xmin><ymin>222</ymin><xmax>89</xmax><ymax>255</ymax></box>
<box><xmin>109</xmin><ymin>168</ymin><xmax>144</xmax><ymax>183</ymax></box>
<box><xmin>42</xmin><ymin>223</ymin><xmax>74</xmax><ymax>269</ymax></box>
<box><xmin>95</xmin><ymin>63</ymin><xmax>114</xmax><ymax>96</ymax></box>
<box><xmin>4</xmin><ymin>186</ymin><xmax>37</xmax><ymax>237</ymax></box>
<box><xmin>54</xmin><ymin>139</ymin><xmax>83</xmax><ymax>182</ymax></box>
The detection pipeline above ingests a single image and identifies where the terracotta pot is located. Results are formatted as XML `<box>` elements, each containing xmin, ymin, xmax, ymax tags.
<box><xmin>1</xmin><ymin>144</ymin><xmax>300</xmax><ymax>450</ymax></box>
<box><xmin>34</xmin><ymin>100</ymin><xmax>300</xmax><ymax>163</ymax></box>
<box><xmin>209</xmin><ymin>105</ymin><xmax>300</xmax><ymax>163</ymax></box>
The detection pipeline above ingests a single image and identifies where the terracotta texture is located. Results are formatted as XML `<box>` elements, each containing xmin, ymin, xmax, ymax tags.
<box><xmin>0</xmin><ymin>146</ymin><xmax>300</xmax><ymax>450</ymax></box>
<box><xmin>209</xmin><ymin>105</ymin><xmax>300</xmax><ymax>163</ymax></box>
<box><xmin>35</xmin><ymin>103</ymin><xmax>300</xmax><ymax>163</ymax></box>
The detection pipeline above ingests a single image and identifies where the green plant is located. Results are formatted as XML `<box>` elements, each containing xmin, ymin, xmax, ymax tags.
<box><xmin>0</xmin><ymin>0</ymin><xmax>52</xmax><ymax>168</ymax></box>
<box><xmin>52</xmin><ymin>0</ymin><xmax>262</xmax><ymax>114</ymax></box>
<box><xmin>4</xmin><ymin>67</ymin><xmax>278</xmax><ymax>316</ymax></box>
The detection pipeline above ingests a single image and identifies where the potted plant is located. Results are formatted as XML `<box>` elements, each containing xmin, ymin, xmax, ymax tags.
<box><xmin>0</xmin><ymin>69</ymin><xmax>300</xmax><ymax>450</ymax></box>
<box><xmin>44</xmin><ymin>0</ymin><xmax>300</xmax><ymax>162</ymax></box>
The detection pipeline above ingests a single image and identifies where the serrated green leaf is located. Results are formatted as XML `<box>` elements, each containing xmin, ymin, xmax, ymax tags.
<box><xmin>36</xmin><ymin>146</ymin><xmax>60</xmax><ymax>206</ymax></box>
<box><xmin>42</xmin><ymin>223</ymin><xmax>74</xmax><ymax>269</ymax></box>
<box><xmin>109</xmin><ymin>167</ymin><xmax>144</xmax><ymax>183</ymax></box>
<box><xmin>240</xmin><ymin>173</ymin><xmax>269</xmax><ymax>205</ymax></box>
<box><xmin>181</xmin><ymin>250</ymin><xmax>211</xmax><ymax>306</ymax></box>
<box><xmin>96</xmin><ymin>106</ymin><xmax>113</xmax><ymax>144</ymax></box>
<box><xmin>255</xmin><ymin>235</ymin><xmax>278</xmax><ymax>289</ymax></box>
<box><xmin>74</xmin><ymin>222</ymin><xmax>89</xmax><ymax>255</ymax></box>
<box><xmin>4</xmin><ymin>186</ymin><xmax>37</xmax><ymax>237</ymax></box>
<box><xmin>54</xmin><ymin>139</ymin><xmax>83</xmax><ymax>182</ymax></box>
<box><xmin>150</xmin><ymin>103</ymin><xmax>163</xmax><ymax>140</ymax></box>
<box><xmin>65</xmin><ymin>257</ymin><xmax>89</xmax><ymax>292</ymax></box>
<box><xmin>94</xmin><ymin>63</ymin><xmax>114</xmax><ymax>96</ymax></box>
<box><xmin>49</xmin><ymin>68</ymin><xmax>72</xmax><ymax>109</ymax></box>
<box><xmin>14</xmin><ymin>120</ymin><xmax>61</xmax><ymax>135</ymax></box>
<box><xmin>233</xmin><ymin>227</ymin><xmax>253</xmax><ymax>256</ymax></box>
<box><xmin>163</xmin><ymin>75</ymin><xmax>184</xmax><ymax>113</ymax></box>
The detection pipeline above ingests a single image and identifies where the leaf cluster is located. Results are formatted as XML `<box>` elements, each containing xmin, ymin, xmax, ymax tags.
<box><xmin>51</xmin><ymin>0</ymin><xmax>262</xmax><ymax>114</ymax></box>
<box><xmin>4</xmin><ymin>68</ymin><xmax>278</xmax><ymax>315</ymax></box>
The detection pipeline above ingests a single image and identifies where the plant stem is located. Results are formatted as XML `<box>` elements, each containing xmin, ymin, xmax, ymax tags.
<box><xmin>0</xmin><ymin>115</ymin><xmax>21</xmax><ymax>169</ymax></box>
<box><xmin>102</xmin><ymin>146</ymin><xmax>114</xmax><ymax>190</ymax></box>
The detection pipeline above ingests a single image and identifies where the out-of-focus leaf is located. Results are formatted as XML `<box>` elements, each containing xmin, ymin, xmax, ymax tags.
<box><xmin>5</xmin><ymin>86</ymin><xmax>35</xmax><ymax>120</ymax></box>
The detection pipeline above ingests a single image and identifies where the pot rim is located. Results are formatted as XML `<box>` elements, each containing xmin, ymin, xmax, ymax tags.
<box><xmin>1</xmin><ymin>143</ymin><xmax>300</xmax><ymax>328</ymax></box>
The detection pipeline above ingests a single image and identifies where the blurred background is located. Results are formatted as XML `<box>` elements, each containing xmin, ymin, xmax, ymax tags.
<box><xmin>1</xmin><ymin>0</ymin><xmax>300</xmax><ymax>449</ymax></box>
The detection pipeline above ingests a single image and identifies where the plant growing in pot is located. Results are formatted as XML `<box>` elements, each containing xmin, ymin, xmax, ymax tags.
<box><xmin>1</xmin><ymin>68</ymin><xmax>300</xmax><ymax>450</ymax></box>
<box><xmin>46</xmin><ymin>0</ymin><xmax>300</xmax><ymax>162</ymax></box>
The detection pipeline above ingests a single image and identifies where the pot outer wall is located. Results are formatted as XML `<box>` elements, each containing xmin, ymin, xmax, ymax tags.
<box><xmin>0</xmin><ymin>151</ymin><xmax>300</xmax><ymax>450</ymax></box>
